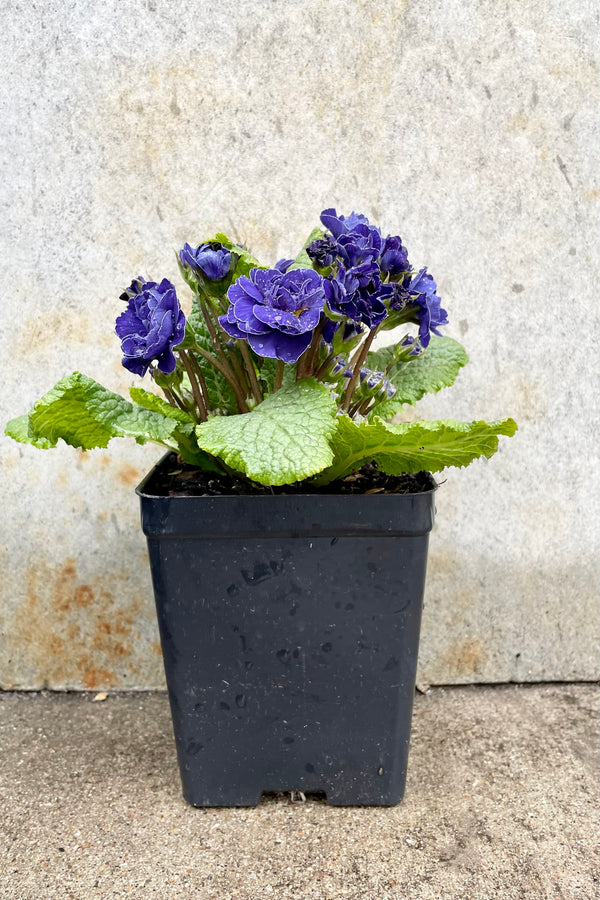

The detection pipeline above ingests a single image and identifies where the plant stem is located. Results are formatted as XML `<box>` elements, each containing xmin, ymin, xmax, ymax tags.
<box><xmin>194</xmin><ymin>346</ymin><xmax>249</xmax><ymax>413</ymax></box>
<box><xmin>304</xmin><ymin>318</ymin><xmax>327</xmax><ymax>376</ymax></box>
<box><xmin>314</xmin><ymin>352</ymin><xmax>335</xmax><ymax>381</ymax></box>
<box><xmin>162</xmin><ymin>389</ymin><xmax>178</xmax><ymax>409</ymax></box>
<box><xmin>229</xmin><ymin>352</ymin><xmax>251</xmax><ymax>398</ymax></box>
<box><xmin>273</xmin><ymin>360</ymin><xmax>285</xmax><ymax>392</ymax></box>
<box><xmin>341</xmin><ymin>327</ymin><xmax>378</xmax><ymax>414</ymax></box>
<box><xmin>198</xmin><ymin>299</ymin><xmax>249</xmax><ymax>413</ymax></box>
<box><xmin>169</xmin><ymin>387</ymin><xmax>193</xmax><ymax>416</ymax></box>
<box><xmin>357</xmin><ymin>396</ymin><xmax>375</xmax><ymax>417</ymax></box>
<box><xmin>349</xmin><ymin>395</ymin><xmax>375</xmax><ymax>419</ymax></box>
<box><xmin>188</xmin><ymin>352</ymin><xmax>211</xmax><ymax>414</ymax></box>
<box><xmin>237</xmin><ymin>341</ymin><xmax>263</xmax><ymax>405</ymax></box>
<box><xmin>179</xmin><ymin>350</ymin><xmax>207</xmax><ymax>422</ymax></box>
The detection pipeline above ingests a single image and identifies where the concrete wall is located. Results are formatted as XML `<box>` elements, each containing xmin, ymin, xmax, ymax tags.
<box><xmin>2</xmin><ymin>0</ymin><xmax>598</xmax><ymax>689</ymax></box>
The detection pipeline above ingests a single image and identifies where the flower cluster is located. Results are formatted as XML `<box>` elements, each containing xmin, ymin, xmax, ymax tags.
<box><xmin>8</xmin><ymin>202</ymin><xmax>519</xmax><ymax>493</ymax></box>
<box><xmin>8</xmin><ymin>207</ymin><xmax>518</xmax><ymax>490</ymax></box>
<box><xmin>112</xmin><ymin>210</ymin><xmax>449</xmax><ymax>423</ymax></box>
<box><xmin>307</xmin><ymin>207</ymin><xmax>447</xmax><ymax>349</ymax></box>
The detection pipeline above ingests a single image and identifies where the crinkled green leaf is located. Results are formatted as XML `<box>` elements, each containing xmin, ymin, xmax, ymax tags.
<box><xmin>195</xmin><ymin>378</ymin><xmax>337</xmax><ymax>485</ymax></box>
<box><xmin>129</xmin><ymin>385</ymin><xmax>220</xmax><ymax>468</ymax></box>
<box><xmin>20</xmin><ymin>372</ymin><xmax>182</xmax><ymax>451</ymax></box>
<box><xmin>129</xmin><ymin>386</ymin><xmax>195</xmax><ymax>424</ymax></box>
<box><xmin>5</xmin><ymin>414</ymin><xmax>54</xmax><ymax>448</ymax></box>
<box><xmin>367</xmin><ymin>336</ymin><xmax>469</xmax><ymax>418</ymax></box>
<box><xmin>288</xmin><ymin>227</ymin><xmax>324</xmax><ymax>270</ymax></box>
<box><xmin>169</xmin><ymin>425</ymin><xmax>223</xmax><ymax>470</ymax></box>
<box><xmin>313</xmin><ymin>415</ymin><xmax>518</xmax><ymax>485</ymax></box>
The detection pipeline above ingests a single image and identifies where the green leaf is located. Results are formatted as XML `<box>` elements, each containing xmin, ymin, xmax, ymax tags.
<box><xmin>313</xmin><ymin>415</ymin><xmax>518</xmax><ymax>485</ymax></box>
<box><xmin>195</xmin><ymin>378</ymin><xmax>338</xmax><ymax>485</ymax></box>
<box><xmin>129</xmin><ymin>386</ymin><xmax>194</xmax><ymax>424</ymax></box>
<box><xmin>129</xmin><ymin>385</ymin><xmax>221</xmax><ymax>468</ymax></box>
<box><xmin>17</xmin><ymin>372</ymin><xmax>183</xmax><ymax>451</ymax></box>
<box><xmin>367</xmin><ymin>336</ymin><xmax>469</xmax><ymax>418</ymax></box>
<box><xmin>170</xmin><ymin>425</ymin><xmax>224</xmax><ymax>470</ymax></box>
<box><xmin>5</xmin><ymin>414</ymin><xmax>54</xmax><ymax>448</ymax></box>
<box><xmin>208</xmin><ymin>232</ymin><xmax>266</xmax><ymax>280</ymax></box>
<box><xmin>288</xmin><ymin>227</ymin><xmax>324</xmax><ymax>270</ymax></box>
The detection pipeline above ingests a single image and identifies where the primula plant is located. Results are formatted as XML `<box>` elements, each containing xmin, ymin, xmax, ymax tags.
<box><xmin>6</xmin><ymin>209</ymin><xmax>516</xmax><ymax>486</ymax></box>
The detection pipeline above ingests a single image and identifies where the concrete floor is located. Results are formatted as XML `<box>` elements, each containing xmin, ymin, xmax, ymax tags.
<box><xmin>0</xmin><ymin>685</ymin><xmax>597</xmax><ymax>899</ymax></box>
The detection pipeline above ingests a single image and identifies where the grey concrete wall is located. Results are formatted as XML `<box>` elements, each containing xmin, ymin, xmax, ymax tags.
<box><xmin>1</xmin><ymin>0</ymin><xmax>598</xmax><ymax>689</ymax></box>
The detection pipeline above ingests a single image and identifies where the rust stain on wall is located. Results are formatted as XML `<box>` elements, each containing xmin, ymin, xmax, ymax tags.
<box><xmin>443</xmin><ymin>637</ymin><xmax>487</xmax><ymax>679</ymax></box>
<box><xmin>117</xmin><ymin>464</ymin><xmax>143</xmax><ymax>487</ymax></box>
<box><xmin>11</xmin><ymin>556</ymin><xmax>146</xmax><ymax>690</ymax></box>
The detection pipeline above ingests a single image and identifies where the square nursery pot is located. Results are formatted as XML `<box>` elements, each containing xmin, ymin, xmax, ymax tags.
<box><xmin>137</xmin><ymin>454</ymin><xmax>436</xmax><ymax>807</ymax></box>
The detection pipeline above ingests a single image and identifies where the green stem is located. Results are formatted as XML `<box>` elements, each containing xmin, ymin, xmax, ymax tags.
<box><xmin>314</xmin><ymin>352</ymin><xmax>335</xmax><ymax>381</ymax></box>
<box><xmin>162</xmin><ymin>388</ymin><xmax>178</xmax><ymax>409</ymax></box>
<box><xmin>341</xmin><ymin>327</ymin><xmax>379</xmax><ymax>414</ymax></box>
<box><xmin>304</xmin><ymin>318</ymin><xmax>328</xmax><ymax>376</ymax></box>
<box><xmin>238</xmin><ymin>341</ymin><xmax>263</xmax><ymax>405</ymax></box>
<box><xmin>194</xmin><ymin>346</ymin><xmax>249</xmax><ymax>413</ymax></box>
<box><xmin>273</xmin><ymin>360</ymin><xmax>285</xmax><ymax>392</ymax></box>
<box><xmin>229</xmin><ymin>352</ymin><xmax>251</xmax><ymax>398</ymax></box>
<box><xmin>357</xmin><ymin>396</ymin><xmax>375</xmax><ymax>417</ymax></box>
<box><xmin>169</xmin><ymin>387</ymin><xmax>193</xmax><ymax>416</ymax></box>
<box><xmin>198</xmin><ymin>299</ymin><xmax>250</xmax><ymax>413</ymax></box>
<box><xmin>179</xmin><ymin>350</ymin><xmax>207</xmax><ymax>422</ymax></box>
<box><xmin>188</xmin><ymin>352</ymin><xmax>211</xmax><ymax>414</ymax></box>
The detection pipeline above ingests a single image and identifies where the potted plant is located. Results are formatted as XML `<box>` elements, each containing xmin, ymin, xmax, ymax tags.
<box><xmin>6</xmin><ymin>208</ymin><xmax>516</xmax><ymax>807</ymax></box>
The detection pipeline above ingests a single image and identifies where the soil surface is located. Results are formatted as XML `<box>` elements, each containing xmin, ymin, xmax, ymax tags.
<box><xmin>142</xmin><ymin>454</ymin><xmax>437</xmax><ymax>497</ymax></box>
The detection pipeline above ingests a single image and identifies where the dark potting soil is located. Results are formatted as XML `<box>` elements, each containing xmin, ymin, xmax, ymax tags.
<box><xmin>143</xmin><ymin>454</ymin><xmax>437</xmax><ymax>497</ymax></box>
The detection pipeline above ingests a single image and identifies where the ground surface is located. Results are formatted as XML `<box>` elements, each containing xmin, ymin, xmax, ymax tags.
<box><xmin>0</xmin><ymin>685</ymin><xmax>597</xmax><ymax>899</ymax></box>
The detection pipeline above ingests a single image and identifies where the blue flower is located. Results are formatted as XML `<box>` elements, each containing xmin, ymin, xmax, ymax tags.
<box><xmin>323</xmin><ymin>265</ymin><xmax>388</xmax><ymax>328</ymax></box>
<box><xmin>274</xmin><ymin>258</ymin><xmax>295</xmax><ymax>273</ymax></box>
<box><xmin>409</xmin><ymin>268</ymin><xmax>449</xmax><ymax>347</ymax></box>
<box><xmin>320</xmin><ymin>208</ymin><xmax>371</xmax><ymax>238</ymax></box>
<box><xmin>321</xmin><ymin>318</ymin><xmax>364</xmax><ymax>346</ymax></box>
<box><xmin>219</xmin><ymin>267</ymin><xmax>327</xmax><ymax>363</ymax></box>
<box><xmin>179</xmin><ymin>241</ymin><xmax>232</xmax><ymax>281</ymax></box>
<box><xmin>379</xmin><ymin>281</ymin><xmax>412</xmax><ymax>310</ymax></box>
<box><xmin>116</xmin><ymin>278</ymin><xmax>186</xmax><ymax>377</ymax></box>
<box><xmin>336</xmin><ymin>224</ymin><xmax>383</xmax><ymax>268</ymax></box>
<box><xmin>330</xmin><ymin>356</ymin><xmax>356</xmax><ymax>378</ymax></box>
<box><xmin>306</xmin><ymin>236</ymin><xmax>338</xmax><ymax>268</ymax></box>
<box><xmin>317</xmin><ymin>208</ymin><xmax>382</xmax><ymax>269</ymax></box>
<box><xmin>399</xmin><ymin>335</ymin><xmax>423</xmax><ymax>358</ymax></box>
<box><xmin>379</xmin><ymin>235</ymin><xmax>410</xmax><ymax>276</ymax></box>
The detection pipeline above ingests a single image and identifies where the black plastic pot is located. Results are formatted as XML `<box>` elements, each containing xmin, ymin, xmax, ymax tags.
<box><xmin>137</xmin><ymin>455</ymin><xmax>436</xmax><ymax>807</ymax></box>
